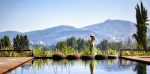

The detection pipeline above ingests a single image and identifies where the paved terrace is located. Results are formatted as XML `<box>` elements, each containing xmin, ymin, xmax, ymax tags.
<box><xmin>121</xmin><ymin>56</ymin><xmax>150</xmax><ymax>64</ymax></box>
<box><xmin>0</xmin><ymin>57</ymin><xmax>33</xmax><ymax>74</ymax></box>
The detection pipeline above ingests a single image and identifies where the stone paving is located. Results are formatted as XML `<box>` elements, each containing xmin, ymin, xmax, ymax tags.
<box><xmin>121</xmin><ymin>56</ymin><xmax>150</xmax><ymax>63</ymax></box>
<box><xmin>0</xmin><ymin>57</ymin><xmax>33</xmax><ymax>74</ymax></box>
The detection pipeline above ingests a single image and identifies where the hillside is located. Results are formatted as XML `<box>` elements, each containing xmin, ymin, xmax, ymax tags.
<box><xmin>0</xmin><ymin>20</ymin><xmax>139</xmax><ymax>45</ymax></box>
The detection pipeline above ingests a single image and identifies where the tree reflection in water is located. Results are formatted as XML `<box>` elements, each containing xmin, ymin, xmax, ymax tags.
<box><xmin>9</xmin><ymin>59</ymin><xmax>149</xmax><ymax>74</ymax></box>
<box><xmin>134</xmin><ymin>63</ymin><xmax>147</xmax><ymax>74</ymax></box>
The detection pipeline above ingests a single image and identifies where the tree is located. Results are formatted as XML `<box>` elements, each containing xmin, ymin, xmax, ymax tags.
<box><xmin>97</xmin><ymin>39</ymin><xmax>108</xmax><ymax>50</ymax></box>
<box><xmin>13</xmin><ymin>35</ymin><xmax>20</xmax><ymax>50</ymax></box>
<box><xmin>24</xmin><ymin>35</ymin><xmax>29</xmax><ymax>49</ymax></box>
<box><xmin>55</xmin><ymin>37</ymin><xmax>89</xmax><ymax>51</ymax></box>
<box><xmin>13</xmin><ymin>34</ymin><xmax>29</xmax><ymax>50</ymax></box>
<box><xmin>0</xmin><ymin>36</ymin><xmax>11</xmax><ymax>49</ymax></box>
<box><xmin>66</xmin><ymin>36</ymin><xmax>77</xmax><ymax>49</ymax></box>
<box><xmin>77</xmin><ymin>38</ymin><xmax>82</xmax><ymax>50</ymax></box>
<box><xmin>133</xmin><ymin>2</ymin><xmax>149</xmax><ymax>50</ymax></box>
<box><xmin>3</xmin><ymin>36</ymin><xmax>11</xmax><ymax>47</ymax></box>
<box><xmin>81</xmin><ymin>39</ymin><xmax>86</xmax><ymax>50</ymax></box>
<box><xmin>108</xmin><ymin>42</ymin><xmax>122</xmax><ymax>50</ymax></box>
<box><xmin>56</xmin><ymin>41</ymin><xmax>67</xmax><ymax>50</ymax></box>
<box><xmin>77</xmin><ymin>38</ymin><xmax>86</xmax><ymax>51</ymax></box>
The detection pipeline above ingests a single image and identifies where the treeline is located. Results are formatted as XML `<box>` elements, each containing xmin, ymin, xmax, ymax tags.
<box><xmin>97</xmin><ymin>39</ymin><xmax>136</xmax><ymax>50</ymax></box>
<box><xmin>0</xmin><ymin>34</ymin><xmax>29</xmax><ymax>50</ymax></box>
<box><xmin>97</xmin><ymin>39</ymin><xmax>122</xmax><ymax>50</ymax></box>
<box><xmin>55</xmin><ymin>37</ymin><xmax>135</xmax><ymax>51</ymax></box>
<box><xmin>56</xmin><ymin>36</ymin><xmax>90</xmax><ymax>51</ymax></box>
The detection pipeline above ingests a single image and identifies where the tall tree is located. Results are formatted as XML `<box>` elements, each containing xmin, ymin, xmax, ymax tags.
<box><xmin>0</xmin><ymin>36</ymin><xmax>11</xmax><ymax>49</ymax></box>
<box><xmin>13</xmin><ymin>34</ymin><xmax>29</xmax><ymax>50</ymax></box>
<box><xmin>13</xmin><ymin>34</ymin><xmax>20</xmax><ymax>50</ymax></box>
<box><xmin>24</xmin><ymin>35</ymin><xmax>29</xmax><ymax>49</ymax></box>
<box><xmin>77</xmin><ymin>38</ymin><xmax>82</xmax><ymax>50</ymax></box>
<box><xmin>133</xmin><ymin>2</ymin><xmax>149</xmax><ymax>50</ymax></box>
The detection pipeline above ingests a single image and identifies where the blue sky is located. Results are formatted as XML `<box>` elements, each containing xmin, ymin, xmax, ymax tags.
<box><xmin>0</xmin><ymin>0</ymin><xmax>150</xmax><ymax>32</ymax></box>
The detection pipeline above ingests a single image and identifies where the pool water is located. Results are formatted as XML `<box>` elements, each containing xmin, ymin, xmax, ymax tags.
<box><xmin>9</xmin><ymin>59</ymin><xmax>150</xmax><ymax>74</ymax></box>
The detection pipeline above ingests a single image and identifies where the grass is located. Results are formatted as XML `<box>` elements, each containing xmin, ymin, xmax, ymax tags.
<box><xmin>31</xmin><ymin>48</ymin><xmax>150</xmax><ymax>57</ymax></box>
<box><xmin>1</xmin><ymin>46</ymin><xmax>150</xmax><ymax>57</ymax></box>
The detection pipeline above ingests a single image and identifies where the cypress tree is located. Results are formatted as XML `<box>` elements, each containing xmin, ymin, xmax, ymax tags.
<box><xmin>133</xmin><ymin>2</ymin><xmax>149</xmax><ymax>50</ymax></box>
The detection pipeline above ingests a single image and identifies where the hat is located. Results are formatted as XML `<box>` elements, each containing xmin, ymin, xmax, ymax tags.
<box><xmin>90</xmin><ymin>33</ymin><xmax>95</xmax><ymax>37</ymax></box>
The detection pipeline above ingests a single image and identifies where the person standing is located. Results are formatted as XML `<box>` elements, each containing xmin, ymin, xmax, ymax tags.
<box><xmin>90</xmin><ymin>33</ymin><xmax>95</xmax><ymax>55</ymax></box>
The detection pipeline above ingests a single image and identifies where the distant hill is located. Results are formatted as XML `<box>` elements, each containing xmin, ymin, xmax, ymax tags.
<box><xmin>84</xmin><ymin>20</ymin><xmax>136</xmax><ymax>42</ymax></box>
<box><xmin>0</xmin><ymin>31</ymin><xmax>21</xmax><ymax>41</ymax></box>
<box><xmin>0</xmin><ymin>19</ymin><xmax>142</xmax><ymax>45</ymax></box>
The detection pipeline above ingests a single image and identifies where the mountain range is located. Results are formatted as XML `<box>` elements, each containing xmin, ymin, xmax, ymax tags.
<box><xmin>0</xmin><ymin>19</ymin><xmax>147</xmax><ymax>45</ymax></box>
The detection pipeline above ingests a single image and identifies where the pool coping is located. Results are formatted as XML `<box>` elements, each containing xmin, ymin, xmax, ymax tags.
<box><xmin>120</xmin><ymin>56</ymin><xmax>150</xmax><ymax>64</ymax></box>
<box><xmin>0</xmin><ymin>57</ymin><xmax>33</xmax><ymax>74</ymax></box>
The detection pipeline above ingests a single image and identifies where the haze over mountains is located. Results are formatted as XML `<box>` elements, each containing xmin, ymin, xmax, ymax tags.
<box><xmin>0</xmin><ymin>19</ymin><xmax>146</xmax><ymax>45</ymax></box>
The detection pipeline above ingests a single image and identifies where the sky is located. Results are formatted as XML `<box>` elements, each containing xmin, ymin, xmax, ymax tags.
<box><xmin>0</xmin><ymin>0</ymin><xmax>150</xmax><ymax>32</ymax></box>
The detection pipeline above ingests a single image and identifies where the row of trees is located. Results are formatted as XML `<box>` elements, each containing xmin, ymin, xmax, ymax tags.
<box><xmin>56</xmin><ymin>36</ymin><xmax>89</xmax><ymax>51</ymax></box>
<box><xmin>56</xmin><ymin>37</ymin><xmax>133</xmax><ymax>51</ymax></box>
<box><xmin>55</xmin><ymin>36</ymin><xmax>146</xmax><ymax>51</ymax></box>
<box><xmin>97</xmin><ymin>38</ymin><xmax>137</xmax><ymax>50</ymax></box>
<box><xmin>0</xmin><ymin>34</ymin><xmax>29</xmax><ymax>50</ymax></box>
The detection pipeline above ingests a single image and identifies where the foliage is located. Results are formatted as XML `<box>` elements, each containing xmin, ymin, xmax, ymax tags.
<box><xmin>67</xmin><ymin>36</ymin><xmax>77</xmax><ymax>49</ymax></box>
<box><xmin>56</xmin><ymin>36</ymin><xmax>89</xmax><ymax>51</ymax></box>
<box><xmin>97</xmin><ymin>49</ymin><xmax>119</xmax><ymax>55</ymax></box>
<box><xmin>122</xmin><ymin>50</ymin><xmax>150</xmax><ymax>56</ymax></box>
<box><xmin>0</xmin><ymin>46</ymin><xmax>32</xmax><ymax>57</ymax></box>
<box><xmin>133</xmin><ymin>2</ymin><xmax>149</xmax><ymax>49</ymax></box>
<box><xmin>77</xmin><ymin>38</ymin><xmax>88</xmax><ymax>51</ymax></box>
<box><xmin>0</xmin><ymin>36</ymin><xmax>11</xmax><ymax>49</ymax></box>
<box><xmin>13</xmin><ymin>34</ymin><xmax>29</xmax><ymax>50</ymax></box>
<box><xmin>1</xmin><ymin>45</ymin><xmax>150</xmax><ymax>57</ymax></box>
<box><xmin>134</xmin><ymin>63</ymin><xmax>146</xmax><ymax>74</ymax></box>
<box><xmin>56</xmin><ymin>41</ymin><xmax>67</xmax><ymax>50</ymax></box>
<box><xmin>108</xmin><ymin>42</ymin><xmax>122</xmax><ymax>50</ymax></box>
<box><xmin>97</xmin><ymin>39</ymin><xmax>108</xmax><ymax>50</ymax></box>
<box><xmin>33</xmin><ymin>46</ymin><xmax>53</xmax><ymax>57</ymax></box>
<box><xmin>97</xmin><ymin>39</ymin><xmax>122</xmax><ymax>50</ymax></box>
<box><xmin>80</xmin><ymin>47</ymin><xmax>99</xmax><ymax>56</ymax></box>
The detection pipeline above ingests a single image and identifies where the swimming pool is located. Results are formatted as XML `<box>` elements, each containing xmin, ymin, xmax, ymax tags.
<box><xmin>8</xmin><ymin>59</ymin><xmax>150</xmax><ymax>74</ymax></box>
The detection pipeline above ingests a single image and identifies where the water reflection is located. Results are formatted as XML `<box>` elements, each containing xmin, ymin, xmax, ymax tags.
<box><xmin>134</xmin><ymin>63</ymin><xmax>147</xmax><ymax>74</ymax></box>
<box><xmin>89</xmin><ymin>60</ymin><xmax>95</xmax><ymax>74</ymax></box>
<box><xmin>9</xmin><ymin>59</ymin><xmax>149</xmax><ymax>74</ymax></box>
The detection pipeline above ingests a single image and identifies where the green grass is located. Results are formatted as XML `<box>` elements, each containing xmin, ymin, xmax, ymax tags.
<box><xmin>1</xmin><ymin>47</ymin><xmax>150</xmax><ymax>57</ymax></box>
